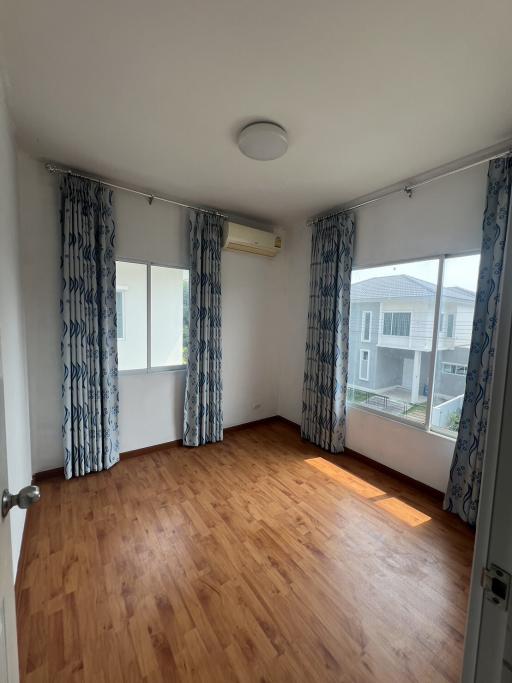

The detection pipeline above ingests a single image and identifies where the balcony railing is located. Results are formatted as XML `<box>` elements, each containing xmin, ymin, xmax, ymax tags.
<box><xmin>347</xmin><ymin>385</ymin><xmax>409</xmax><ymax>416</ymax></box>
<box><xmin>347</xmin><ymin>385</ymin><xmax>429</xmax><ymax>425</ymax></box>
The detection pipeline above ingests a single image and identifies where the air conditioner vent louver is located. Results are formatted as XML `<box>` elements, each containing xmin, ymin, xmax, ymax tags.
<box><xmin>222</xmin><ymin>222</ymin><xmax>282</xmax><ymax>257</ymax></box>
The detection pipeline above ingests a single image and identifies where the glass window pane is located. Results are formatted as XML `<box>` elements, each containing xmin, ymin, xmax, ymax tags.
<box><xmin>116</xmin><ymin>261</ymin><xmax>147</xmax><ymax>371</ymax></box>
<box><xmin>383</xmin><ymin>312</ymin><xmax>392</xmax><ymax>335</ymax></box>
<box><xmin>362</xmin><ymin>312</ymin><xmax>368</xmax><ymax>341</ymax></box>
<box><xmin>348</xmin><ymin>258</ymin><xmax>439</xmax><ymax>426</ymax></box>
<box><xmin>431</xmin><ymin>254</ymin><xmax>480</xmax><ymax>437</ymax></box>
<box><xmin>116</xmin><ymin>290</ymin><xmax>125</xmax><ymax>340</ymax></box>
<box><xmin>363</xmin><ymin>311</ymin><xmax>372</xmax><ymax>341</ymax></box>
<box><xmin>359</xmin><ymin>350</ymin><xmax>370</xmax><ymax>380</ymax></box>
<box><xmin>446</xmin><ymin>313</ymin><xmax>454</xmax><ymax>338</ymax></box>
<box><xmin>151</xmin><ymin>266</ymin><xmax>189</xmax><ymax>367</ymax></box>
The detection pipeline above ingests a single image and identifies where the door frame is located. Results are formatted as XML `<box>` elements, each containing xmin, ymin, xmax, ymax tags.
<box><xmin>0</xmin><ymin>336</ymin><xmax>20</xmax><ymax>683</ymax></box>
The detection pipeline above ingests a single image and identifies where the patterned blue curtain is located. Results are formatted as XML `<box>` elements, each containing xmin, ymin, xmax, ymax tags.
<box><xmin>183</xmin><ymin>210</ymin><xmax>224</xmax><ymax>446</ymax></box>
<box><xmin>301</xmin><ymin>212</ymin><xmax>356</xmax><ymax>453</ymax></box>
<box><xmin>444</xmin><ymin>157</ymin><xmax>512</xmax><ymax>525</ymax></box>
<box><xmin>60</xmin><ymin>176</ymin><xmax>119</xmax><ymax>479</ymax></box>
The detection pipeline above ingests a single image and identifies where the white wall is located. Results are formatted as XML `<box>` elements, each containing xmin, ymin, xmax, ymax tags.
<box><xmin>222</xmin><ymin>249</ymin><xmax>279</xmax><ymax>428</ymax></box>
<box><xmin>17</xmin><ymin>147</ymin><xmax>488</xmax><ymax>491</ymax></box>
<box><xmin>0</xmin><ymin>80</ymin><xmax>32</xmax><ymax>573</ymax></box>
<box><xmin>277</xmin><ymin>164</ymin><xmax>487</xmax><ymax>491</ymax></box>
<box><xmin>17</xmin><ymin>151</ymin><xmax>280</xmax><ymax>467</ymax></box>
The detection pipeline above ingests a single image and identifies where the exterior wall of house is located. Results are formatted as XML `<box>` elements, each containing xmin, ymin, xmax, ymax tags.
<box><xmin>377</xmin><ymin>297</ymin><xmax>435</xmax><ymax>352</ymax></box>
<box><xmin>418</xmin><ymin>351</ymin><xmax>431</xmax><ymax>397</ymax></box>
<box><xmin>438</xmin><ymin>301</ymin><xmax>474</xmax><ymax>350</ymax></box>
<box><xmin>374</xmin><ymin>347</ymin><xmax>404</xmax><ymax>389</ymax></box>
<box><xmin>348</xmin><ymin>302</ymin><xmax>381</xmax><ymax>389</ymax></box>
<box><xmin>435</xmin><ymin>347</ymin><xmax>470</xmax><ymax>398</ymax></box>
<box><xmin>453</xmin><ymin>303</ymin><xmax>474</xmax><ymax>346</ymax></box>
<box><xmin>351</xmin><ymin>292</ymin><xmax>474</xmax><ymax>401</ymax></box>
<box><xmin>350</xmin><ymin>300</ymin><xmax>433</xmax><ymax>398</ymax></box>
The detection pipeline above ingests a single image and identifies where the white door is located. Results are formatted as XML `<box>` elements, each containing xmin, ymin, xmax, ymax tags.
<box><xmin>0</xmin><ymin>338</ymin><xmax>20</xmax><ymax>683</ymax></box>
<box><xmin>462</xmin><ymin>224</ymin><xmax>512</xmax><ymax>681</ymax></box>
<box><xmin>465</xmin><ymin>326</ymin><xmax>512</xmax><ymax>682</ymax></box>
<box><xmin>402</xmin><ymin>357</ymin><xmax>413</xmax><ymax>387</ymax></box>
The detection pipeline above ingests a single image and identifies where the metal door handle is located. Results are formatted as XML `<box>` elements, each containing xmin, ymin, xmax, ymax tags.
<box><xmin>2</xmin><ymin>485</ymin><xmax>40</xmax><ymax>518</ymax></box>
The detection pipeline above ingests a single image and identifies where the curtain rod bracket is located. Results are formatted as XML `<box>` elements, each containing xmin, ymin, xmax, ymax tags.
<box><xmin>43</xmin><ymin>161</ymin><xmax>229</xmax><ymax>219</ymax></box>
<box><xmin>306</xmin><ymin>145</ymin><xmax>511</xmax><ymax>225</ymax></box>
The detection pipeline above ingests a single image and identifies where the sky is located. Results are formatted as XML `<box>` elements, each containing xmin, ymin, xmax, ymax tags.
<box><xmin>352</xmin><ymin>254</ymin><xmax>480</xmax><ymax>292</ymax></box>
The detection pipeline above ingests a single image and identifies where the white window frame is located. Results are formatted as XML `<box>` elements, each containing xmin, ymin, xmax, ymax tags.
<box><xmin>359</xmin><ymin>349</ymin><xmax>370</xmax><ymax>381</ymax></box>
<box><xmin>446</xmin><ymin>312</ymin><xmax>455</xmax><ymax>338</ymax></box>
<box><xmin>348</xmin><ymin>251</ymin><xmax>480</xmax><ymax>440</ymax></box>
<box><xmin>441</xmin><ymin>362</ymin><xmax>468</xmax><ymax>375</ymax></box>
<box><xmin>116</xmin><ymin>258</ymin><xmax>189</xmax><ymax>375</ymax></box>
<box><xmin>382</xmin><ymin>311</ymin><xmax>412</xmax><ymax>337</ymax></box>
<box><xmin>116</xmin><ymin>288</ymin><xmax>126</xmax><ymax>341</ymax></box>
<box><xmin>361</xmin><ymin>310</ymin><xmax>372</xmax><ymax>342</ymax></box>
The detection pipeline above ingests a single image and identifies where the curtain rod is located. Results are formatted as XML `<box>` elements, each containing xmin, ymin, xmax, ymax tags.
<box><xmin>306</xmin><ymin>147</ymin><xmax>512</xmax><ymax>226</ymax></box>
<box><xmin>44</xmin><ymin>163</ymin><xmax>229</xmax><ymax>219</ymax></box>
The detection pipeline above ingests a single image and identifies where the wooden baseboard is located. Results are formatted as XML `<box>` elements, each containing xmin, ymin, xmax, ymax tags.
<box><xmin>31</xmin><ymin>415</ymin><xmax>284</xmax><ymax>480</ymax></box>
<box><xmin>120</xmin><ymin>439</ymin><xmax>181</xmax><ymax>460</ymax></box>
<box><xmin>224</xmin><ymin>415</ymin><xmax>280</xmax><ymax>433</ymax></box>
<box><xmin>344</xmin><ymin>446</ymin><xmax>444</xmax><ymax>501</ymax></box>
<box><xmin>32</xmin><ymin>466</ymin><xmax>64</xmax><ymax>483</ymax></box>
<box><xmin>31</xmin><ymin>414</ymin><xmax>444</xmax><ymax>501</ymax></box>
<box><xmin>277</xmin><ymin>416</ymin><xmax>444</xmax><ymax>501</ymax></box>
<box><xmin>120</xmin><ymin>417</ymin><xmax>281</xmax><ymax>459</ymax></box>
<box><xmin>274</xmin><ymin>415</ymin><xmax>301</xmax><ymax>431</ymax></box>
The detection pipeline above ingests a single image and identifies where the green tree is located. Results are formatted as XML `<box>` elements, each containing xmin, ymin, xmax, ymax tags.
<box><xmin>448</xmin><ymin>409</ymin><xmax>461</xmax><ymax>433</ymax></box>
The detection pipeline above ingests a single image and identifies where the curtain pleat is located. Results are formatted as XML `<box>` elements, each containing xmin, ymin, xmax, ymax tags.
<box><xmin>301</xmin><ymin>212</ymin><xmax>355</xmax><ymax>453</ymax></box>
<box><xmin>61</xmin><ymin>176</ymin><xmax>119</xmax><ymax>479</ymax></box>
<box><xmin>183</xmin><ymin>210</ymin><xmax>224</xmax><ymax>446</ymax></box>
<box><xmin>444</xmin><ymin>157</ymin><xmax>512</xmax><ymax>524</ymax></box>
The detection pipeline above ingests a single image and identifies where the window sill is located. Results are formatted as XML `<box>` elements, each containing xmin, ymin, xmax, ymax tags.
<box><xmin>119</xmin><ymin>365</ymin><xmax>187</xmax><ymax>376</ymax></box>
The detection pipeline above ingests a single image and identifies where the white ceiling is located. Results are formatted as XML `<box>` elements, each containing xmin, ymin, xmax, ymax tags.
<box><xmin>1</xmin><ymin>0</ymin><xmax>511</xmax><ymax>227</ymax></box>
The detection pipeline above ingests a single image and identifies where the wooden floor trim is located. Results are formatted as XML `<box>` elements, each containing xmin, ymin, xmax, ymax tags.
<box><xmin>120</xmin><ymin>439</ymin><xmax>181</xmax><ymax>460</ymax></box>
<box><xmin>32</xmin><ymin>466</ymin><xmax>64</xmax><ymax>483</ymax></box>
<box><xmin>278</xmin><ymin>416</ymin><xmax>445</xmax><ymax>502</ymax></box>
<box><xmin>32</xmin><ymin>416</ymin><xmax>283</xmax><ymax>482</ymax></box>
<box><xmin>31</xmin><ymin>415</ymin><xmax>445</xmax><ymax>502</ymax></box>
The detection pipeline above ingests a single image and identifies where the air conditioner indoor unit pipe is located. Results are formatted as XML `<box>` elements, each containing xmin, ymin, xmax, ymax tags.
<box><xmin>222</xmin><ymin>222</ymin><xmax>282</xmax><ymax>257</ymax></box>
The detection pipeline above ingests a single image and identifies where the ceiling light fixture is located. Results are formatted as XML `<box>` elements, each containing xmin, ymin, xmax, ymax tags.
<box><xmin>238</xmin><ymin>121</ymin><xmax>288</xmax><ymax>161</ymax></box>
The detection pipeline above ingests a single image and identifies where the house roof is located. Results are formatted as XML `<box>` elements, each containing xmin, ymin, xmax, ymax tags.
<box><xmin>351</xmin><ymin>274</ymin><xmax>475</xmax><ymax>302</ymax></box>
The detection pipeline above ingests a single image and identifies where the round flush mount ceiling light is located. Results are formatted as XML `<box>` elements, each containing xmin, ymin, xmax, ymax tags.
<box><xmin>238</xmin><ymin>121</ymin><xmax>288</xmax><ymax>161</ymax></box>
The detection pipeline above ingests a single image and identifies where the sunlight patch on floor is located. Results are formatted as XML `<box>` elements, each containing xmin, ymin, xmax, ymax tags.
<box><xmin>374</xmin><ymin>496</ymin><xmax>432</xmax><ymax>527</ymax></box>
<box><xmin>305</xmin><ymin>457</ymin><xmax>386</xmax><ymax>499</ymax></box>
<box><xmin>305</xmin><ymin>457</ymin><xmax>432</xmax><ymax>527</ymax></box>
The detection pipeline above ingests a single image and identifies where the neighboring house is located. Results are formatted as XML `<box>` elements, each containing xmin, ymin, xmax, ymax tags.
<box><xmin>348</xmin><ymin>274</ymin><xmax>475</xmax><ymax>412</ymax></box>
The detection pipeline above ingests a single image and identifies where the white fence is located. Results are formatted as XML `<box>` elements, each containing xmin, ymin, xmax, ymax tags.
<box><xmin>431</xmin><ymin>394</ymin><xmax>464</xmax><ymax>429</ymax></box>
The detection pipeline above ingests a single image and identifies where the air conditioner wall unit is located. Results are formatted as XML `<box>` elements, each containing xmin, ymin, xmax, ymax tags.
<box><xmin>222</xmin><ymin>222</ymin><xmax>282</xmax><ymax>257</ymax></box>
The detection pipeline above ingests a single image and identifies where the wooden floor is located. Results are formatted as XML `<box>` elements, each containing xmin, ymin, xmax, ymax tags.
<box><xmin>16</xmin><ymin>420</ymin><xmax>474</xmax><ymax>682</ymax></box>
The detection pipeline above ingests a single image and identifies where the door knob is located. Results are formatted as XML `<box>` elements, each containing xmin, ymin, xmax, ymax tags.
<box><xmin>2</xmin><ymin>485</ymin><xmax>40</xmax><ymax>518</ymax></box>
